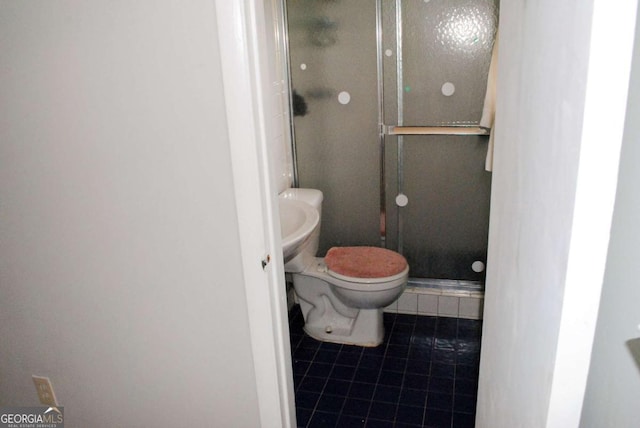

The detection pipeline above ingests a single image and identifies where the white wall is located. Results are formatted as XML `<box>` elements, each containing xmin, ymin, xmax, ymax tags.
<box><xmin>580</xmin><ymin>3</ymin><xmax>640</xmax><ymax>425</ymax></box>
<box><xmin>477</xmin><ymin>0</ymin><xmax>636</xmax><ymax>426</ymax></box>
<box><xmin>0</xmin><ymin>1</ymin><xmax>262</xmax><ymax>426</ymax></box>
<box><xmin>477</xmin><ymin>3</ymin><xmax>591</xmax><ymax>424</ymax></box>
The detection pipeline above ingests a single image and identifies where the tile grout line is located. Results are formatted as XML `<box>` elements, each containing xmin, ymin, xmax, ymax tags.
<box><xmin>362</xmin><ymin>314</ymin><xmax>397</xmax><ymax>426</ymax></box>
<box><xmin>337</xmin><ymin>345</ymin><xmax>365</xmax><ymax>425</ymax></box>
<box><xmin>395</xmin><ymin>317</ymin><xmax>427</xmax><ymax>427</ymax></box>
<box><xmin>302</xmin><ymin>343</ymin><xmax>337</xmax><ymax>427</ymax></box>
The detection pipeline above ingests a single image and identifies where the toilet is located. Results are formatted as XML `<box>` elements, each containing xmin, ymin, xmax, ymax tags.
<box><xmin>281</xmin><ymin>188</ymin><xmax>409</xmax><ymax>347</ymax></box>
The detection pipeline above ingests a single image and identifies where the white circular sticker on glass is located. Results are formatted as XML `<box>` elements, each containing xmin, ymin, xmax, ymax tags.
<box><xmin>471</xmin><ymin>261</ymin><xmax>485</xmax><ymax>273</ymax></box>
<box><xmin>338</xmin><ymin>91</ymin><xmax>351</xmax><ymax>105</ymax></box>
<box><xmin>441</xmin><ymin>82</ymin><xmax>456</xmax><ymax>96</ymax></box>
<box><xmin>395</xmin><ymin>193</ymin><xmax>409</xmax><ymax>207</ymax></box>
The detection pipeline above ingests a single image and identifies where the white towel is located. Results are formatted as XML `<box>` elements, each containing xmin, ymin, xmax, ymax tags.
<box><xmin>480</xmin><ymin>31</ymin><xmax>499</xmax><ymax>172</ymax></box>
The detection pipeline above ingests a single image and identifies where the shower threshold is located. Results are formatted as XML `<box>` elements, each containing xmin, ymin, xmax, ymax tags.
<box><xmin>408</xmin><ymin>277</ymin><xmax>484</xmax><ymax>297</ymax></box>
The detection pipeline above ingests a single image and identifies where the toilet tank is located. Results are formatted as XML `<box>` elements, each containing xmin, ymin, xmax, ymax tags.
<box><xmin>279</xmin><ymin>188</ymin><xmax>323</xmax><ymax>272</ymax></box>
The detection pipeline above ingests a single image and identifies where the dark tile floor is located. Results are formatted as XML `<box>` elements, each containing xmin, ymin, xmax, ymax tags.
<box><xmin>289</xmin><ymin>305</ymin><xmax>482</xmax><ymax>428</ymax></box>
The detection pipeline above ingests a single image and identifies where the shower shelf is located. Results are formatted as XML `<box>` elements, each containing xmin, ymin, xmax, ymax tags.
<box><xmin>386</xmin><ymin>126</ymin><xmax>489</xmax><ymax>136</ymax></box>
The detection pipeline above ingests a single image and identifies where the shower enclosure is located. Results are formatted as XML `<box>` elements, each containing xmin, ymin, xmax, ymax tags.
<box><xmin>285</xmin><ymin>0</ymin><xmax>498</xmax><ymax>288</ymax></box>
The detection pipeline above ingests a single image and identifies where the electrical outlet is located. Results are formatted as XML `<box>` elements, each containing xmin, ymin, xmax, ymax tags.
<box><xmin>32</xmin><ymin>375</ymin><xmax>58</xmax><ymax>406</ymax></box>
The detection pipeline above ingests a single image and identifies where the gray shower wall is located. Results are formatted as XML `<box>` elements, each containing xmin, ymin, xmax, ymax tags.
<box><xmin>287</xmin><ymin>0</ymin><xmax>381</xmax><ymax>253</ymax></box>
<box><xmin>287</xmin><ymin>0</ymin><xmax>497</xmax><ymax>281</ymax></box>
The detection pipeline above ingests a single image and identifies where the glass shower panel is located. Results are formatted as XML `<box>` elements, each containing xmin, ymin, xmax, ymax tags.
<box><xmin>286</xmin><ymin>0</ymin><xmax>380</xmax><ymax>255</ymax></box>
<box><xmin>286</xmin><ymin>0</ymin><xmax>497</xmax><ymax>281</ymax></box>
<box><xmin>401</xmin><ymin>0</ymin><xmax>498</xmax><ymax>125</ymax></box>
<box><xmin>402</xmin><ymin>136</ymin><xmax>491</xmax><ymax>281</ymax></box>
<box><xmin>390</xmin><ymin>0</ymin><xmax>497</xmax><ymax>280</ymax></box>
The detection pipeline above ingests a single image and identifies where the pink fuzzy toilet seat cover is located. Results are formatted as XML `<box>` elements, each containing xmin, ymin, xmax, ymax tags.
<box><xmin>325</xmin><ymin>246</ymin><xmax>408</xmax><ymax>279</ymax></box>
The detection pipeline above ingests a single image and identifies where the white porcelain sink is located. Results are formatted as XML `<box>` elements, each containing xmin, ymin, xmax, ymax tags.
<box><xmin>279</xmin><ymin>198</ymin><xmax>319</xmax><ymax>261</ymax></box>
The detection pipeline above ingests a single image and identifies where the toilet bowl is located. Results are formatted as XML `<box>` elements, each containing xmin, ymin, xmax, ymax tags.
<box><xmin>280</xmin><ymin>188</ymin><xmax>409</xmax><ymax>347</ymax></box>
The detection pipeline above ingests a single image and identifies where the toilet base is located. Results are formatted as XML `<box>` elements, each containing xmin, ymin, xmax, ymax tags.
<box><xmin>299</xmin><ymin>298</ymin><xmax>384</xmax><ymax>347</ymax></box>
<box><xmin>292</xmin><ymin>258</ymin><xmax>407</xmax><ymax>347</ymax></box>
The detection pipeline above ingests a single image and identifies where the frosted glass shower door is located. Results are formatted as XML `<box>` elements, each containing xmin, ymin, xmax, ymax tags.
<box><xmin>400</xmin><ymin>136</ymin><xmax>492</xmax><ymax>280</ymax></box>
<box><xmin>286</xmin><ymin>0</ymin><xmax>498</xmax><ymax>281</ymax></box>
<box><xmin>384</xmin><ymin>0</ymin><xmax>498</xmax><ymax>281</ymax></box>
<box><xmin>286</xmin><ymin>0</ymin><xmax>381</xmax><ymax>255</ymax></box>
<box><xmin>399</xmin><ymin>0</ymin><xmax>498</xmax><ymax>126</ymax></box>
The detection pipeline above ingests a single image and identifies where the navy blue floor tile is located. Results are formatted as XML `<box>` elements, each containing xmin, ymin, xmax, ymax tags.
<box><xmin>410</xmin><ymin>334</ymin><xmax>434</xmax><ymax>350</ymax></box>
<box><xmin>455</xmin><ymin>364</ymin><xmax>479</xmax><ymax>380</ymax></box>
<box><xmin>306</xmin><ymin>362</ymin><xmax>333</xmax><ymax>378</ymax></box>
<box><xmin>354</xmin><ymin>366</ymin><xmax>380</xmax><ymax>383</ymax></box>
<box><xmin>383</xmin><ymin>312</ymin><xmax>397</xmax><ymax>323</ymax></box>
<box><xmin>336</xmin><ymin>351</ymin><xmax>362</xmax><ymax>366</ymax></box>
<box><xmin>431</xmin><ymin>362</ymin><xmax>455</xmax><ymax>378</ymax></box>
<box><xmin>338</xmin><ymin>414</ymin><xmax>367</xmax><ymax>427</ymax></box>
<box><xmin>456</xmin><ymin>353</ymin><xmax>480</xmax><ymax>366</ymax></box>
<box><xmin>342</xmin><ymin>397</ymin><xmax>371</xmax><ymax>418</ymax></box>
<box><xmin>290</xmin><ymin>305</ymin><xmax>481</xmax><ymax>428</ymax></box>
<box><xmin>415</xmin><ymin>315</ymin><xmax>437</xmax><ymax>331</ymax></box>
<box><xmin>405</xmin><ymin>358</ymin><xmax>431</xmax><ymax>375</ymax></box>
<box><xmin>366</xmin><ymin>418</ymin><xmax>395</xmax><ymax>428</ymax></box>
<box><xmin>387</xmin><ymin>344</ymin><xmax>411</xmax><ymax>358</ymax></box>
<box><xmin>403</xmin><ymin>373</ymin><xmax>430</xmax><ymax>390</ymax></box>
<box><xmin>396</xmin><ymin>423</ymin><xmax>423</xmax><ymax>428</ymax></box>
<box><xmin>315</xmin><ymin>394</ymin><xmax>346</xmax><ymax>413</ymax></box>
<box><xmin>453</xmin><ymin>412</ymin><xmax>476</xmax><ymax>428</ymax></box>
<box><xmin>331</xmin><ymin>364</ymin><xmax>357</xmax><ymax>381</ymax></box>
<box><xmin>294</xmin><ymin>347</ymin><xmax>318</xmax><ymax>362</ymax></box>
<box><xmin>299</xmin><ymin>336</ymin><xmax>321</xmax><ymax>350</ymax></box>
<box><xmin>395</xmin><ymin>313</ymin><xmax>418</xmax><ymax>325</ymax></box>
<box><xmin>399</xmin><ymin>387</ymin><xmax>428</xmax><ymax>408</ymax></box>
<box><xmin>382</xmin><ymin>356</ymin><xmax>407</xmax><ymax>372</ymax></box>
<box><xmin>435</xmin><ymin>318</ymin><xmax>458</xmax><ymax>337</ymax></box>
<box><xmin>299</xmin><ymin>376</ymin><xmax>327</xmax><ymax>393</ymax></box>
<box><xmin>296</xmin><ymin>390</ymin><xmax>320</xmax><ymax>409</ymax></box>
<box><xmin>429</xmin><ymin>376</ymin><xmax>455</xmax><ymax>394</ymax></box>
<box><xmin>320</xmin><ymin>341</ymin><xmax>343</xmax><ymax>351</ymax></box>
<box><xmin>426</xmin><ymin>391</ymin><xmax>453</xmax><ymax>411</ymax></box>
<box><xmin>359</xmin><ymin>354</ymin><xmax>384</xmax><ymax>369</ymax></box>
<box><xmin>314</xmin><ymin>349</ymin><xmax>339</xmax><ymax>364</ymax></box>
<box><xmin>395</xmin><ymin>322</ymin><xmax>416</xmax><ymax>332</ymax></box>
<box><xmin>457</xmin><ymin>319</ymin><xmax>482</xmax><ymax>339</ymax></box>
<box><xmin>378</xmin><ymin>370</ymin><xmax>404</xmax><ymax>387</ymax></box>
<box><xmin>454</xmin><ymin>377</ymin><xmax>479</xmax><ymax>396</ymax></box>
<box><xmin>323</xmin><ymin>378</ymin><xmax>351</xmax><ymax>397</ymax></box>
<box><xmin>432</xmin><ymin>349</ymin><xmax>457</xmax><ymax>365</ymax></box>
<box><xmin>294</xmin><ymin>375</ymin><xmax>303</xmax><ymax>390</ymax></box>
<box><xmin>434</xmin><ymin>337</ymin><xmax>457</xmax><ymax>351</ymax></box>
<box><xmin>307</xmin><ymin>410</ymin><xmax>340</xmax><ymax>428</ymax></box>
<box><xmin>396</xmin><ymin>404</ymin><xmax>426</xmax><ymax>426</ymax></box>
<box><xmin>293</xmin><ymin>360</ymin><xmax>310</xmax><ymax>376</ymax></box>
<box><xmin>453</xmin><ymin>394</ymin><xmax>477</xmax><ymax>414</ymax></box>
<box><xmin>389</xmin><ymin>332</ymin><xmax>413</xmax><ymax>346</ymax></box>
<box><xmin>349</xmin><ymin>382</ymin><xmax>376</xmax><ymax>400</ymax></box>
<box><xmin>296</xmin><ymin>408</ymin><xmax>312</xmax><ymax>427</ymax></box>
<box><xmin>367</xmin><ymin>401</ymin><xmax>397</xmax><ymax>421</ymax></box>
<box><xmin>373</xmin><ymin>385</ymin><xmax>401</xmax><ymax>403</ymax></box>
<box><xmin>424</xmin><ymin>409</ymin><xmax>453</xmax><ymax>428</ymax></box>
<box><xmin>341</xmin><ymin>344</ymin><xmax>365</xmax><ymax>354</ymax></box>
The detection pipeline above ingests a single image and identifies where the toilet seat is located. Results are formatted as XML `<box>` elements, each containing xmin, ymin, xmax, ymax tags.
<box><xmin>325</xmin><ymin>246</ymin><xmax>408</xmax><ymax>284</ymax></box>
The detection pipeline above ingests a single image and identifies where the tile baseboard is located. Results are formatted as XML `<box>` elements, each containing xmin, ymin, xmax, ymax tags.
<box><xmin>385</xmin><ymin>287</ymin><xmax>484</xmax><ymax>320</ymax></box>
